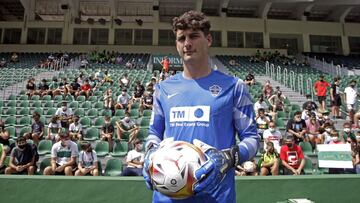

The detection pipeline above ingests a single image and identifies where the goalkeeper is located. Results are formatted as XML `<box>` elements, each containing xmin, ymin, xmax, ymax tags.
<box><xmin>143</xmin><ymin>10</ymin><xmax>259</xmax><ymax>203</ymax></box>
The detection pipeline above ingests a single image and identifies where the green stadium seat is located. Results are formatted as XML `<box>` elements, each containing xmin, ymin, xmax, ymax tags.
<box><xmin>81</xmin><ymin>101</ymin><xmax>92</xmax><ymax>109</ymax></box>
<box><xmin>84</xmin><ymin>127</ymin><xmax>99</xmax><ymax>141</ymax></box>
<box><xmin>39</xmin><ymin>157</ymin><xmax>51</xmax><ymax>175</ymax></box>
<box><xmin>65</xmin><ymin>95</ymin><xmax>75</xmax><ymax>102</ymax></box>
<box><xmin>69</xmin><ymin>101</ymin><xmax>79</xmax><ymax>109</ymax></box>
<box><xmin>104</xmin><ymin>158</ymin><xmax>123</xmax><ymax>176</ymax></box>
<box><xmin>16</xmin><ymin>116</ymin><xmax>31</xmax><ymax>127</ymax></box>
<box><xmin>18</xmin><ymin>108</ymin><xmax>30</xmax><ymax>116</ymax></box>
<box><xmin>8</xmin><ymin>94</ymin><xmax>16</xmax><ymax>100</ymax></box>
<box><xmin>94</xmin><ymin>117</ymin><xmax>105</xmax><ymax>128</ymax></box>
<box><xmin>37</xmin><ymin>140</ymin><xmax>53</xmax><ymax>155</ymax></box>
<box><xmin>275</xmin><ymin>119</ymin><xmax>286</xmax><ymax>130</ymax></box>
<box><xmin>43</xmin><ymin>101</ymin><xmax>54</xmax><ymax>109</ymax></box>
<box><xmin>4</xmin><ymin>107</ymin><xmax>16</xmax><ymax>116</ymax></box>
<box><xmin>46</xmin><ymin>108</ymin><xmax>56</xmax><ymax>118</ymax></box>
<box><xmin>79</xmin><ymin>116</ymin><xmax>91</xmax><ymax>128</ymax></box>
<box><xmin>31</xmin><ymin>95</ymin><xmax>40</xmax><ymax>101</ymax></box>
<box><xmin>140</xmin><ymin>117</ymin><xmax>150</xmax><ymax>127</ymax></box>
<box><xmin>19</xmin><ymin>100</ymin><xmax>29</xmax><ymax>108</ymax></box>
<box><xmin>129</xmin><ymin>109</ymin><xmax>139</xmax><ymax>118</ymax></box>
<box><xmin>137</xmin><ymin>128</ymin><xmax>148</xmax><ymax>140</ymax></box>
<box><xmin>19</xmin><ymin>126</ymin><xmax>31</xmax><ymax>136</ymax></box>
<box><xmin>87</xmin><ymin>109</ymin><xmax>99</xmax><ymax>118</ymax></box>
<box><xmin>100</xmin><ymin>109</ymin><xmax>112</xmax><ymax>117</ymax></box>
<box><xmin>4</xmin><ymin>116</ymin><xmax>16</xmax><ymax>126</ymax></box>
<box><xmin>88</xmin><ymin>96</ymin><xmax>97</xmax><ymax>102</ymax></box>
<box><xmin>19</xmin><ymin>95</ymin><xmax>28</xmax><ymax>100</ymax></box>
<box><xmin>304</xmin><ymin>157</ymin><xmax>314</xmax><ymax>175</ymax></box>
<box><xmin>94</xmin><ymin>102</ymin><xmax>104</xmax><ymax>109</ymax></box>
<box><xmin>95</xmin><ymin>141</ymin><xmax>110</xmax><ymax>157</ymax></box>
<box><xmin>74</xmin><ymin>108</ymin><xmax>85</xmax><ymax>117</ymax></box>
<box><xmin>143</xmin><ymin>109</ymin><xmax>152</xmax><ymax>117</ymax></box>
<box><xmin>76</xmin><ymin>96</ymin><xmax>86</xmax><ymax>102</ymax></box>
<box><xmin>5</xmin><ymin>126</ymin><xmax>16</xmax><ymax>138</ymax></box>
<box><xmin>54</xmin><ymin>95</ymin><xmax>63</xmax><ymax>101</ymax></box>
<box><xmin>299</xmin><ymin>142</ymin><xmax>313</xmax><ymax>155</ymax></box>
<box><xmin>42</xmin><ymin>95</ymin><xmax>52</xmax><ymax>101</ymax></box>
<box><xmin>6</xmin><ymin>100</ymin><xmax>16</xmax><ymax>108</ymax></box>
<box><xmin>32</xmin><ymin>101</ymin><xmax>42</xmax><ymax>108</ymax></box>
<box><xmin>110</xmin><ymin>140</ymin><xmax>128</xmax><ymax>157</ymax></box>
<box><xmin>33</xmin><ymin>107</ymin><xmax>44</xmax><ymax>115</ymax></box>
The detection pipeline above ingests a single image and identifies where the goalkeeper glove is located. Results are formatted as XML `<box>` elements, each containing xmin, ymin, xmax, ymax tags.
<box><xmin>193</xmin><ymin>139</ymin><xmax>240</xmax><ymax>194</ymax></box>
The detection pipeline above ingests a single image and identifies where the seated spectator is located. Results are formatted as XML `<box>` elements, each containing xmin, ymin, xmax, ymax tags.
<box><xmin>328</xmin><ymin>129</ymin><xmax>344</xmax><ymax>145</ymax></box>
<box><xmin>122</xmin><ymin>139</ymin><xmax>144</xmax><ymax>176</ymax></box>
<box><xmin>47</xmin><ymin>116</ymin><xmax>62</xmax><ymax>142</ymax></box>
<box><xmin>280</xmin><ymin>135</ymin><xmax>305</xmax><ymax>175</ymax></box>
<box><xmin>286</xmin><ymin>111</ymin><xmax>307</xmax><ymax>144</ymax></box>
<box><xmin>115</xmin><ymin>112</ymin><xmax>139</xmax><ymax>145</ymax></box>
<box><xmin>344</xmin><ymin>80</ymin><xmax>358</xmax><ymax>125</ymax></box>
<box><xmin>262</xmin><ymin>80</ymin><xmax>274</xmax><ymax>99</ymax></box>
<box><xmin>80</xmin><ymin>58</ymin><xmax>89</xmax><ymax>68</ymax></box>
<box><xmin>75</xmin><ymin>142</ymin><xmax>99</xmax><ymax>176</ymax></box>
<box><xmin>94</xmin><ymin>69</ymin><xmax>105</xmax><ymax>82</ymax></box>
<box><xmin>24</xmin><ymin>112</ymin><xmax>45</xmax><ymax>146</ymax></box>
<box><xmin>139</xmin><ymin>90</ymin><xmax>153</xmax><ymax>117</ymax></box>
<box><xmin>119</xmin><ymin>73</ymin><xmax>130</xmax><ymax>89</ymax></box>
<box><xmin>146</xmin><ymin>77</ymin><xmax>157</xmax><ymax>90</ymax></box>
<box><xmin>268</xmin><ymin>91</ymin><xmax>286</xmax><ymax>112</ymax></box>
<box><xmin>260</xmin><ymin>142</ymin><xmax>279</xmax><ymax>176</ymax></box>
<box><xmin>38</xmin><ymin>79</ymin><xmax>51</xmax><ymax>98</ymax></box>
<box><xmin>77</xmin><ymin>74</ymin><xmax>85</xmax><ymax>86</ymax></box>
<box><xmin>10</xmin><ymin>52</ymin><xmax>18</xmax><ymax>63</ymax></box>
<box><xmin>115</xmin><ymin>89</ymin><xmax>130</xmax><ymax>111</ymax></box>
<box><xmin>255</xmin><ymin>108</ymin><xmax>271</xmax><ymax>138</ymax></box>
<box><xmin>67</xmin><ymin>78</ymin><xmax>81</xmax><ymax>97</ymax></box>
<box><xmin>244</xmin><ymin>71</ymin><xmax>255</xmax><ymax>86</ymax></box>
<box><xmin>301</xmin><ymin>103</ymin><xmax>317</xmax><ymax>121</ymax></box>
<box><xmin>0</xmin><ymin>121</ymin><xmax>10</xmax><ymax>153</ymax></box>
<box><xmin>59</xmin><ymin>77</ymin><xmax>69</xmax><ymax>96</ymax></box>
<box><xmin>129</xmin><ymin>86</ymin><xmax>144</xmax><ymax>112</ymax></box>
<box><xmin>43</xmin><ymin>133</ymin><xmax>78</xmax><ymax>176</ymax></box>
<box><xmin>103</xmin><ymin>88</ymin><xmax>113</xmax><ymax>109</ymax></box>
<box><xmin>80</xmin><ymin>79</ymin><xmax>92</xmax><ymax>98</ymax></box>
<box><xmin>0</xmin><ymin>143</ymin><xmax>6</xmax><ymax>173</ymax></box>
<box><xmin>351</xmin><ymin>138</ymin><xmax>360</xmax><ymax>174</ymax></box>
<box><xmin>69</xmin><ymin>116</ymin><xmax>83</xmax><ymax>141</ymax></box>
<box><xmin>0</xmin><ymin>58</ymin><xmax>7</xmax><ymax>67</ymax></box>
<box><xmin>103</xmin><ymin>70</ymin><xmax>113</xmax><ymax>85</ymax></box>
<box><xmin>235</xmin><ymin>159</ymin><xmax>258</xmax><ymax>176</ymax></box>
<box><xmin>49</xmin><ymin>78</ymin><xmax>62</xmax><ymax>97</ymax></box>
<box><xmin>254</xmin><ymin>94</ymin><xmax>269</xmax><ymax>116</ymax></box>
<box><xmin>55</xmin><ymin>102</ymin><xmax>73</xmax><ymax>129</ymax></box>
<box><xmin>341</xmin><ymin>122</ymin><xmax>356</xmax><ymax>143</ymax></box>
<box><xmin>322</xmin><ymin>122</ymin><xmax>335</xmax><ymax>144</ymax></box>
<box><xmin>263</xmin><ymin>121</ymin><xmax>282</xmax><ymax>153</ymax></box>
<box><xmin>302</xmin><ymin>94</ymin><xmax>318</xmax><ymax>111</ymax></box>
<box><xmin>305</xmin><ymin>112</ymin><xmax>322</xmax><ymax>150</ymax></box>
<box><xmin>26</xmin><ymin>78</ymin><xmax>37</xmax><ymax>98</ymax></box>
<box><xmin>101</xmin><ymin>116</ymin><xmax>114</xmax><ymax>152</ymax></box>
<box><xmin>5</xmin><ymin>136</ymin><xmax>36</xmax><ymax>175</ymax></box>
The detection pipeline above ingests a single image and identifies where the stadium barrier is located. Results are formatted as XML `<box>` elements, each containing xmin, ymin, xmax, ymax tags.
<box><xmin>0</xmin><ymin>175</ymin><xmax>358</xmax><ymax>203</ymax></box>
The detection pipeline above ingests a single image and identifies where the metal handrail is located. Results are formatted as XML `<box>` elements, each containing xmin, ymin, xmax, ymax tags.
<box><xmin>270</xmin><ymin>64</ymin><xmax>275</xmax><ymax>79</ymax></box>
<box><xmin>276</xmin><ymin>66</ymin><xmax>281</xmax><ymax>81</ymax></box>
<box><xmin>283</xmin><ymin>68</ymin><xmax>288</xmax><ymax>86</ymax></box>
<box><xmin>289</xmin><ymin>70</ymin><xmax>295</xmax><ymax>90</ymax></box>
<box><xmin>306</xmin><ymin>77</ymin><xmax>314</xmax><ymax>100</ymax></box>
<box><xmin>265</xmin><ymin>61</ymin><xmax>270</xmax><ymax>76</ymax></box>
<box><xmin>298</xmin><ymin>74</ymin><xmax>304</xmax><ymax>95</ymax></box>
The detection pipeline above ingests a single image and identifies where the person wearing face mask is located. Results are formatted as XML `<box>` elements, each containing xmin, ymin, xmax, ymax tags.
<box><xmin>286</xmin><ymin>111</ymin><xmax>307</xmax><ymax>144</ymax></box>
<box><xmin>75</xmin><ymin>142</ymin><xmax>99</xmax><ymax>176</ymax></box>
<box><xmin>330</xmin><ymin>77</ymin><xmax>342</xmax><ymax>119</ymax></box>
<box><xmin>254</xmin><ymin>94</ymin><xmax>269</xmax><ymax>116</ymax></box>
<box><xmin>116</xmin><ymin>112</ymin><xmax>139</xmax><ymax>145</ymax></box>
<box><xmin>328</xmin><ymin>129</ymin><xmax>344</xmax><ymax>145</ymax></box>
<box><xmin>55</xmin><ymin>102</ymin><xmax>74</xmax><ymax>129</ymax></box>
<box><xmin>5</xmin><ymin>136</ymin><xmax>36</xmax><ymax>175</ymax></box>
<box><xmin>47</xmin><ymin>116</ymin><xmax>62</xmax><ymax>142</ymax></box>
<box><xmin>139</xmin><ymin>90</ymin><xmax>154</xmax><ymax>117</ymax></box>
<box><xmin>101</xmin><ymin>116</ymin><xmax>114</xmax><ymax>152</ymax></box>
<box><xmin>260</xmin><ymin>142</ymin><xmax>279</xmax><ymax>176</ymax></box>
<box><xmin>305</xmin><ymin>112</ymin><xmax>322</xmax><ymax>150</ymax></box>
<box><xmin>322</xmin><ymin>122</ymin><xmax>335</xmax><ymax>144</ymax></box>
<box><xmin>255</xmin><ymin>108</ymin><xmax>271</xmax><ymax>139</ymax></box>
<box><xmin>263</xmin><ymin>121</ymin><xmax>282</xmax><ymax>153</ymax></box>
<box><xmin>280</xmin><ymin>135</ymin><xmax>305</xmax><ymax>175</ymax></box>
<box><xmin>341</xmin><ymin>122</ymin><xmax>356</xmax><ymax>143</ymax></box>
<box><xmin>344</xmin><ymin>80</ymin><xmax>358</xmax><ymax>126</ymax></box>
<box><xmin>268</xmin><ymin>90</ymin><xmax>286</xmax><ymax>112</ymax></box>
<box><xmin>313</xmin><ymin>75</ymin><xmax>330</xmax><ymax>112</ymax></box>
<box><xmin>115</xmin><ymin>88</ymin><xmax>130</xmax><ymax>111</ymax></box>
<box><xmin>302</xmin><ymin>94</ymin><xmax>318</xmax><ymax>112</ymax></box>
<box><xmin>43</xmin><ymin>133</ymin><xmax>78</xmax><ymax>176</ymax></box>
<box><xmin>122</xmin><ymin>139</ymin><xmax>144</xmax><ymax>176</ymax></box>
<box><xmin>69</xmin><ymin>116</ymin><xmax>83</xmax><ymax>141</ymax></box>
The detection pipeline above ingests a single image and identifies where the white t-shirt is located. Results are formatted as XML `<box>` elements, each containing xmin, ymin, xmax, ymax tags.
<box><xmin>51</xmin><ymin>141</ymin><xmax>78</xmax><ymax>165</ymax></box>
<box><xmin>117</xmin><ymin>94</ymin><xmax>130</xmax><ymax>105</ymax></box>
<box><xmin>254</xmin><ymin>101</ymin><xmax>268</xmax><ymax>113</ymax></box>
<box><xmin>344</xmin><ymin>87</ymin><xmax>358</xmax><ymax>104</ymax></box>
<box><xmin>55</xmin><ymin>108</ymin><xmax>73</xmax><ymax>117</ymax></box>
<box><xmin>69</xmin><ymin>122</ymin><xmax>83</xmax><ymax>133</ymax></box>
<box><xmin>263</xmin><ymin>129</ymin><xmax>282</xmax><ymax>152</ymax></box>
<box><xmin>48</xmin><ymin>121</ymin><xmax>62</xmax><ymax>134</ymax></box>
<box><xmin>79</xmin><ymin>150</ymin><xmax>98</xmax><ymax>168</ymax></box>
<box><xmin>126</xmin><ymin>149</ymin><xmax>144</xmax><ymax>168</ymax></box>
<box><xmin>120</xmin><ymin>77</ymin><xmax>129</xmax><ymax>86</ymax></box>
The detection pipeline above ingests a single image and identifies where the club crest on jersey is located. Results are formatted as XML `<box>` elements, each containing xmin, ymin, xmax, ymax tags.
<box><xmin>209</xmin><ymin>85</ymin><xmax>222</xmax><ymax>97</ymax></box>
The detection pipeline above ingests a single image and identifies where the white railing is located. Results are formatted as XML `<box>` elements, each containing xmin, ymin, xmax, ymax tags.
<box><xmin>306</xmin><ymin>77</ymin><xmax>314</xmax><ymax>100</ymax></box>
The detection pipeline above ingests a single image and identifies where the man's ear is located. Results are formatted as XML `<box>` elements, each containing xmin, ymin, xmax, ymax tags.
<box><xmin>206</xmin><ymin>33</ymin><xmax>212</xmax><ymax>47</ymax></box>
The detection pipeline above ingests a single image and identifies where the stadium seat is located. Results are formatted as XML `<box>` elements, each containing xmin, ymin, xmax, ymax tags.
<box><xmin>76</xmin><ymin>96</ymin><xmax>86</xmax><ymax>102</ymax></box>
<box><xmin>81</xmin><ymin>101</ymin><xmax>92</xmax><ymax>109</ymax></box>
<box><xmin>4</xmin><ymin>116</ymin><xmax>16</xmax><ymax>126</ymax></box>
<box><xmin>129</xmin><ymin>109</ymin><xmax>139</xmax><ymax>118</ymax></box>
<box><xmin>69</xmin><ymin>101</ymin><xmax>79</xmax><ymax>109</ymax></box>
<box><xmin>32</xmin><ymin>101</ymin><xmax>42</xmax><ymax>108</ymax></box>
<box><xmin>19</xmin><ymin>126</ymin><xmax>31</xmax><ymax>136</ymax></box>
<box><xmin>88</xmin><ymin>96</ymin><xmax>97</xmax><ymax>102</ymax></box>
<box><xmin>100</xmin><ymin>109</ymin><xmax>112</xmax><ymax>117</ymax></box>
<box><xmin>19</xmin><ymin>100</ymin><xmax>29</xmax><ymax>108</ymax></box>
<box><xmin>4</xmin><ymin>107</ymin><xmax>16</xmax><ymax>116</ymax></box>
<box><xmin>299</xmin><ymin>142</ymin><xmax>313</xmax><ymax>156</ymax></box>
<box><xmin>37</xmin><ymin>140</ymin><xmax>53</xmax><ymax>155</ymax></box>
<box><xmin>140</xmin><ymin>118</ymin><xmax>150</xmax><ymax>127</ymax></box>
<box><xmin>5</xmin><ymin>126</ymin><xmax>16</xmax><ymax>138</ymax></box>
<box><xmin>275</xmin><ymin>119</ymin><xmax>286</xmax><ymax>130</ymax></box>
<box><xmin>79</xmin><ymin>116</ymin><xmax>91</xmax><ymax>128</ymax></box>
<box><xmin>94</xmin><ymin>102</ymin><xmax>104</xmax><ymax>109</ymax></box>
<box><xmin>42</xmin><ymin>95</ymin><xmax>52</xmax><ymax>101</ymax></box>
<box><xmin>16</xmin><ymin>116</ymin><xmax>31</xmax><ymax>127</ymax></box>
<box><xmin>31</xmin><ymin>95</ymin><xmax>40</xmax><ymax>101</ymax></box>
<box><xmin>115</xmin><ymin>109</ymin><xmax>125</xmax><ymax>117</ymax></box>
<box><xmin>104</xmin><ymin>158</ymin><xmax>123</xmax><ymax>176</ymax></box>
<box><xmin>84</xmin><ymin>127</ymin><xmax>99</xmax><ymax>141</ymax></box>
<box><xmin>304</xmin><ymin>157</ymin><xmax>314</xmax><ymax>175</ymax></box>
<box><xmin>95</xmin><ymin>141</ymin><xmax>110</xmax><ymax>157</ymax></box>
<box><xmin>6</xmin><ymin>100</ymin><xmax>16</xmax><ymax>107</ymax></box>
<box><xmin>110</xmin><ymin>140</ymin><xmax>128</xmax><ymax>157</ymax></box>
<box><xmin>94</xmin><ymin>117</ymin><xmax>105</xmax><ymax>128</ymax></box>
<box><xmin>18</xmin><ymin>107</ymin><xmax>30</xmax><ymax>116</ymax></box>
<box><xmin>74</xmin><ymin>108</ymin><xmax>85</xmax><ymax>117</ymax></box>
<box><xmin>46</xmin><ymin>108</ymin><xmax>56</xmax><ymax>118</ymax></box>
<box><xmin>137</xmin><ymin>128</ymin><xmax>148</xmax><ymax>140</ymax></box>
<box><xmin>39</xmin><ymin>157</ymin><xmax>51</xmax><ymax>175</ymax></box>
<box><xmin>43</xmin><ymin>101</ymin><xmax>54</xmax><ymax>109</ymax></box>
<box><xmin>143</xmin><ymin>109</ymin><xmax>152</xmax><ymax>117</ymax></box>
<box><xmin>33</xmin><ymin>107</ymin><xmax>44</xmax><ymax>115</ymax></box>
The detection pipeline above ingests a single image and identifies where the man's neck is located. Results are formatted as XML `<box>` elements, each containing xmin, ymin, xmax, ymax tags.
<box><xmin>182</xmin><ymin>60</ymin><xmax>211</xmax><ymax>79</ymax></box>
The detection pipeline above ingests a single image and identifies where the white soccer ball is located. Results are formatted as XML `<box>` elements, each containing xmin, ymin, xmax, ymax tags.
<box><xmin>149</xmin><ymin>140</ymin><xmax>207</xmax><ymax>199</ymax></box>
<box><xmin>243</xmin><ymin>161</ymin><xmax>255</xmax><ymax>172</ymax></box>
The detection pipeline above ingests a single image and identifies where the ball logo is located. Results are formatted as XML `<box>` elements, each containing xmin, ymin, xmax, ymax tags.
<box><xmin>170</xmin><ymin>179</ymin><xmax>177</xmax><ymax>186</ymax></box>
<box><xmin>169</xmin><ymin>106</ymin><xmax>210</xmax><ymax>122</ymax></box>
<box><xmin>194</xmin><ymin>108</ymin><xmax>204</xmax><ymax>118</ymax></box>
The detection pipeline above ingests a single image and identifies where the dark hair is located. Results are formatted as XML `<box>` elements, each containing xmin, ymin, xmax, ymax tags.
<box><xmin>334</xmin><ymin>77</ymin><xmax>341</xmax><ymax>82</ymax></box>
<box><xmin>294</xmin><ymin>111</ymin><xmax>302</xmax><ymax>116</ymax></box>
<box><xmin>17</xmin><ymin>136</ymin><xmax>26</xmax><ymax>143</ymax></box>
<box><xmin>80</xmin><ymin>141</ymin><xmax>91</xmax><ymax>151</ymax></box>
<box><xmin>172</xmin><ymin>10</ymin><xmax>211</xmax><ymax>36</ymax></box>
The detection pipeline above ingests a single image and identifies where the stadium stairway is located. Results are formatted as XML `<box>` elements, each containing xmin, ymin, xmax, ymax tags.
<box><xmin>211</xmin><ymin>56</ymin><xmax>229</xmax><ymax>74</ymax></box>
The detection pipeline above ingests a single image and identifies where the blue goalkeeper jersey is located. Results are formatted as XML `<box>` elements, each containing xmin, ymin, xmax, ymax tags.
<box><xmin>147</xmin><ymin>70</ymin><xmax>259</xmax><ymax>203</ymax></box>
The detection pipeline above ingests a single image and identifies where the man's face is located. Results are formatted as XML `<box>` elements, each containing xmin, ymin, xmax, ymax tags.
<box><xmin>175</xmin><ymin>29</ymin><xmax>212</xmax><ymax>64</ymax></box>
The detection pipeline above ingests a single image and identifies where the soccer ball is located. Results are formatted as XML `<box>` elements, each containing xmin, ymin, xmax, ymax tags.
<box><xmin>243</xmin><ymin>161</ymin><xmax>255</xmax><ymax>172</ymax></box>
<box><xmin>149</xmin><ymin>140</ymin><xmax>207</xmax><ymax>199</ymax></box>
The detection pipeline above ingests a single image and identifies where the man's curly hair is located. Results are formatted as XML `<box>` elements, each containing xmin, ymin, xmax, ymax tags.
<box><xmin>172</xmin><ymin>10</ymin><xmax>211</xmax><ymax>36</ymax></box>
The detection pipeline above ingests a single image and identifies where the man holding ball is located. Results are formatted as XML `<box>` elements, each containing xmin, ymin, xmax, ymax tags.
<box><xmin>143</xmin><ymin>10</ymin><xmax>259</xmax><ymax>203</ymax></box>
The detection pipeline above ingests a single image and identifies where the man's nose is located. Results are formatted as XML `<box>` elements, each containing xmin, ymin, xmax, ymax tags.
<box><xmin>184</xmin><ymin>37</ymin><xmax>192</xmax><ymax>49</ymax></box>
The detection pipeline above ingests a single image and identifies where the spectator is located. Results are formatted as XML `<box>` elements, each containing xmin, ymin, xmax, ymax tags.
<box><xmin>10</xmin><ymin>52</ymin><xmax>18</xmax><ymax>63</ymax></box>
<box><xmin>314</xmin><ymin>75</ymin><xmax>330</xmax><ymax>112</ymax></box>
<box><xmin>43</xmin><ymin>133</ymin><xmax>78</xmax><ymax>176</ymax></box>
<box><xmin>94</xmin><ymin>69</ymin><xmax>105</xmax><ymax>82</ymax></box>
<box><xmin>268</xmin><ymin>91</ymin><xmax>286</xmax><ymax>112</ymax></box>
<box><xmin>330</xmin><ymin>77</ymin><xmax>342</xmax><ymax>119</ymax></box>
<box><xmin>115</xmin><ymin>112</ymin><xmax>139</xmax><ymax>145</ymax></box>
<box><xmin>286</xmin><ymin>111</ymin><xmax>307</xmax><ymax>144</ymax></box>
<box><xmin>80</xmin><ymin>79</ymin><xmax>92</xmax><ymax>98</ymax></box>
<box><xmin>262</xmin><ymin>80</ymin><xmax>274</xmax><ymax>99</ymax></box>
<box><xmin>0</xmin><ymin>143</ymin><xmax>6</xmax><ymax>173</ymax></box>
<box><xmin>119</xmin><ymin>73</ymin><xmax>130</xmax><ymax>89</ymax></box>
<box><xmin>0</xmin><ymin>121</ymin><xmax>10</xmax><ymax>153</ymax></box>
<box><xmin>26</xmin><ymin>78</ymin><xmax>36</xmax><ymax>98</ymax></box>
<box><xmin>280</xmin><ymin>135</ymin><xmax>305</xmax><ymax>175</ymax></box>
<box><xmin>305</xmin><ymin>112</ymin><xmax>322</xmax><ymax>150</ymax></box>
<box><xmin>69</xmin><ymin>116</ymin><xmax>83</xmax><ymax>141</ymax></box>
<box><xmin>75</xmin><ymin>142</ymin><xmax>99</xmax><ymax>176</ymax></box>
<box><xmin>263</xmin><ymin>121</ymin><xmax>282</xmax><ymax>153</ymax></box>
<box><xmin>103</xmin><ymin>88</ymin><xmax>113</xmax><ymax>109</ymax></box>
<box><xmin>5</xmin><ymin>136</ymin><xmax>36</xmax><ymax>175</ymax></box>
<box><xmin>260</xmin><ymin>142</ymin><xmax>279</xmax><ymax>176</ymax></box>
<box><xmin>0</xmin><ymin>58</ymin><xmax>7</xmax><ymax>67</ymax></box>
<box><xmin>341</xmin><ymin>122</ymin><xmax>356</xmax><ymax>143</ymax></box>
<box><xmin>255</xmin><ymin>108</ymin><xmax>271</xmax><ymax>139</ymax></box>
<box><xmin>103</xmin><ymin>70</ymin><xmax>113</xmax><ymax>85</ymax></box>
<box><xmin>59</xmin><ymin>78</ymin><xmax>69</xmax><ymax>96</ymax></box>
<box><xmin>49</xmin><ymin>78</ymin><xmax>62</xmax><ymax>97</ymax></box>
<box><xmin>244</xmin><ymin>71</ymin><xmax>255</xmax><ymax>86</ymax></box>
<box><xmin>328</xmin><ymin>129</ymin><xmax>344</xmax><ymax>144</ymax></box>
<box><xmin>235</xmin><ymin>160</ymin><xmax>258</xmax><ymax>176</ymax></box>
<box><xmin>301</xmin><ymin>103</ymin><xmax>317</xmax><ymax>121</ymax></box>
<box><xmin>122</xmin><ymin>139</ymin><xmax>144</xmax><ymax>176</ymax></box>
<box><xmin>38</xmin><ymin>79</ymin><xmax>50</xmax><ymax>98</ymax></box>
<box><xmin>115</xmin><ymin>89</ymin><xmax>130</xmax><ymax>111</ymax></box>
<box><xmin>351</xmin><ymin>137</ymin><xmax>360</xmax><ymax>174</ymax></box>
<box><xmin>47</xmin><ymin>116</ymin><xmax>62</xmax><ymax>142</ymax></box>
<box><xmin>344</xmin><ymin>80</ymin><xmax>358</xmax><ymax>125</ymax></box>
<box><xmin>139</xmin><ymin>90</ymin><xmax>153</xmax><ymax>117</ymax></box>
<box><xmin>80</xmin><ymin>58</ymin><xmax>89</xmax><ymax>68</ymax></box>
<box><xmin>322</xmin><ymin>122</ymin><xmax>335</xmax><ymax>144</ymax></box>
<box><xmin>161</xmin><ymin>56</ymin><xmax>170</xmax><ymax>73</ymax></box>
<box><xmin>302</xmin><ymin>94</ymin><xmax>318</xmax><ymax>112</ymax></box>
<box><xmin>129</xmin><ymin>84</ymin><xmax>144</xmax><ymax>112</ymax></box>
<box><xmin>254</xmin><ymin>94</ymin><xmax>269</xmax><ymax>115</ymax></box>
<box><xmin>68</xmin><ymin>78</ymin><xmax>81</xmax><ymax>97</ymax></box>
<box><xmin>101</xmin><ymin>116</ymin><xmax>114</xmax><ymax>152</ymax></box>
<box><xmin>55</xmin><ymin>102</ymin><xmax>73</xmax><ymax>129</ymax></box>
<box><xmin>25</xmin><ymin>112</ymin><xmax>44</xmax><ymax>146</ymax></box>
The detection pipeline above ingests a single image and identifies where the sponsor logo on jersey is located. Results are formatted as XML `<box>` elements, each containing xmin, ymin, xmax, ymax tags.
<box><xmin>169</xmin><ymin>106</ymin><xmax>210</xmax><ymax>122</ymax></box>
<box><xmin>209</xmin><ymin>85</ymin><xmax>222</xmax><ymax>97</ymax></box>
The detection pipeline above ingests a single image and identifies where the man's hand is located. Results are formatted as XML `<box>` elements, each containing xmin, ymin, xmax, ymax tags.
<box><xmin>193</xmin><ymin>139</ymin><xmax>240</xmax><ymax>194</ymax></box>
<box><xmin>55</xmin><ymin>165</ymin><xmax>65</xmax><ymax>172</ymax></box>
<box><xmin>16</xmin><ymin>165</ymin><xmax>24</xmax><ymax>172</ymax></box>
<box><xmin>142</xmin><ymin>144</ymin><xmax>158</xmax><ymax>190</ymax></box>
